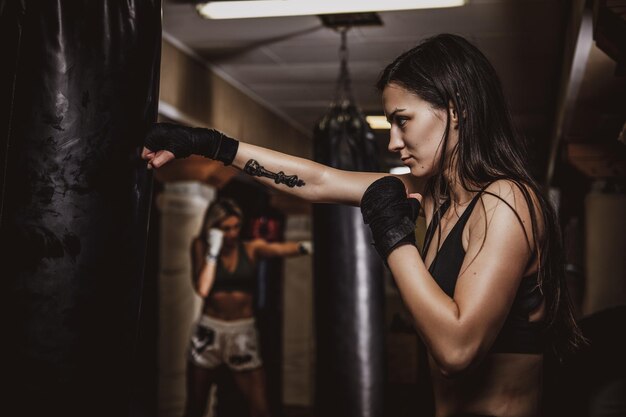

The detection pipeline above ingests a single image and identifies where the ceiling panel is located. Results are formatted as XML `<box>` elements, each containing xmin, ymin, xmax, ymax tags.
<box><xmin>222</xmin><ymin>62</ymin><xmax>384</xmax><ymax>83</ymax></box>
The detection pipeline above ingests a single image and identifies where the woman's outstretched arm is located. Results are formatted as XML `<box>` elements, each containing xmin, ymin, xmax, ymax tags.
<box><xmin>142</xmin><ymin>123</ymin><xmax>424</xmax><ymax>206</ymax></box>
<box><xmin>247</xmin><ymin>237</ymin><xmax>312</xmax><ymax>260</ymax></box>
<box><xmin>232</xmin><ymin>142</ymin><xmax>421</xmax><ymax>205</ymax></box>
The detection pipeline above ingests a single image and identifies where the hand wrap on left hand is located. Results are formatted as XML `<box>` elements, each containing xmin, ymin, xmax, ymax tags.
<box><xmin>145</xmin><ymin>123</ymin><xmax>239</xmax><ymax>165</ymax></box>
<box><xmin>298</xmin><ymin>241</ymin><xmax>313</xmax><ymax>255</ymax></box>
<box><xmin>360</xmin><ymin>176</ymin><xmax>421</xmax><ymax>261</ymax></box>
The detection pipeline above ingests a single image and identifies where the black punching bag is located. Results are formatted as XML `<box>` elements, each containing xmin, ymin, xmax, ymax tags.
<box><xmin>313</xmin><ymin>29</ymin><xmax>384</xmax><ymax>417</ymax></box>
<box><xmin>0</xmin><ymin>1</ymin><xmax>161</xmax><ymax>416</ymax></box>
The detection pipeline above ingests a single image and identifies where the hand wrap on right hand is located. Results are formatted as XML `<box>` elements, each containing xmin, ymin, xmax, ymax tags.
<box><xmin>360</xmin><ymin>176</ymin><xmax>421</xmax><ymax>261</ymax></box>
<box><xmin>206</xmin><ymin>229</ymin><xmax>224</xmax><ymax>260</ymax></box>
<box><xmin>145</xmin><ymin>123</ymin><xmax>239</xmax><ymax>165</ymax></box>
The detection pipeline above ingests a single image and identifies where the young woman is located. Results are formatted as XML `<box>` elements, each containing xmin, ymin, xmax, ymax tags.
<box><xmin>185</xmin><ymin>198</ymin><xmax>310</xmax><ymax>417</ymax></box>
<box><xmin>145</xmin><ymin>34</ymin><xmax>584</xmax><ymax>417</ymax></box>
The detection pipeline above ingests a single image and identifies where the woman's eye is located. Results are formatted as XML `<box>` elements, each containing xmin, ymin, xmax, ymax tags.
<box><xmin>396</xmin><ymin>117</ymin><xmax>407</xmax><ymax>127</ymax></box>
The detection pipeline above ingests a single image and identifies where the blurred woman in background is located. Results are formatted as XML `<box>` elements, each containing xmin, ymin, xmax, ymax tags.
<box><xmin>185</xmin><ymin>198</ymin><xmax>311</xmax><ymax>417</ymax></box>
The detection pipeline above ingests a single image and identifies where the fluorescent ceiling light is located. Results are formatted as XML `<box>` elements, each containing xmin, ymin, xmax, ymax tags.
<box><xmin>366</xmin><ymin>115</ymin><xmax>391</xmax><ymax>130</ymax></box>
<box><xmin>389</xmin><ymin>166</ymin><xmax>410</xmax><ymax>175</ymax></box>
<box><xmin>197</xmin><ymin>0</ymin><xmax>466</xmax><ymax>20</ymax></box>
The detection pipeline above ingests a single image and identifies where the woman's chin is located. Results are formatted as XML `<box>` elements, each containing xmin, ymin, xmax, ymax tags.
<box><xmin>410</xmin><ymin>164</ymin><xmax>432</xmax><ymax>178</ymax></box>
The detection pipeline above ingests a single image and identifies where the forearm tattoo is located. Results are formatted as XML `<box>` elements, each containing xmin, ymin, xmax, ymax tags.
<box><xmin>243</xmin><ymin>159</ymin><xmax>305</xmax><ymax>188</ymax></box>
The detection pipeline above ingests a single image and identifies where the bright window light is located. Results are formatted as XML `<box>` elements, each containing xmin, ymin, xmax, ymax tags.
<box><xmin>197</xmin><ymin>0</ymin><xmax>467</xmax><ymax>20</ymax></box>
<box><xmin>366</xmin><ymin>115</ymin><xmax>391</xmax><ymax>130</ymax></box>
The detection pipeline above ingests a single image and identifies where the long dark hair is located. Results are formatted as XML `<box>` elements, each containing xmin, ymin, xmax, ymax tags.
<box><xmin>198</xmin><ymin>198</ymin><xmax>243</xmax><ymax>243</ymax></box>
<box><xmin>377</xmin><ymin>34</ymin><xmax>584</xmax><ymax>358</ymax></box>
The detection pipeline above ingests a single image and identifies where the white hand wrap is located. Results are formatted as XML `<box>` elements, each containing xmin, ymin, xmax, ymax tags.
<box><xmin>206</xmin><ymin>228</ymin><xmax>224</xmax><ymax>260</ymax></box>
<box><xmin>299</xmin><ymin>241</ymin><xmax>313</xmax><ymax>255</ymax></box>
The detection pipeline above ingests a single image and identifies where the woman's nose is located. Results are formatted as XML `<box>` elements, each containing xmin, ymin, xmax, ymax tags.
<box><xmin>388</xmin><ymin>128</ymin><xmax>404</xmax><ymax>153</ymax></box>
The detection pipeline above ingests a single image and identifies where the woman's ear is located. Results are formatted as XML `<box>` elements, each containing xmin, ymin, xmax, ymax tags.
<box><xmin>448</xmin><ymin>100</ymin><xmax>459</xmax><ymax>129</ymax></box>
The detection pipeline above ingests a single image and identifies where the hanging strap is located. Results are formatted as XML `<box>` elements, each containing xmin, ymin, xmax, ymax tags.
<box><xmin>333</xmin><ymin>27</ymin><xmax>355</xmax><ymax>104</ymax></box>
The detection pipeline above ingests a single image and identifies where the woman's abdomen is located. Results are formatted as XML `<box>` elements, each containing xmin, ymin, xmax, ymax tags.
<box><xmin>203</xmin><ymin>291</ymin><xmax>254</xmax><ymax>320</ymax></box>
<box><xmin>430</xmin><ymin>353</ymin><xmax>543</xmax><ymax>417</ymax></box>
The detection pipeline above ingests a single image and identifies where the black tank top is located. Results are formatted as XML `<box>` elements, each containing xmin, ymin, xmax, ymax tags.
<box><xmin>211</xmin><ymin>242</ymin><xmax>256</xmax><ymax>294</ymax></box>
<box><xmin>422</xmin><ymin>186</ymin><xmax>545</xmax><ymax>354</ymax></box>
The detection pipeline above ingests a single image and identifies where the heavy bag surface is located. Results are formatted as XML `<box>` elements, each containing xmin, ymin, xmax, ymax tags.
<box><xmin>0</xmin><ymin>1</ymin><xmax>161</xmax><ymax>415</ymax></box>
<box><xmin>313</xmin><ymin>101</ymin><xmax>384</xmax><ymax>417</ymax></box>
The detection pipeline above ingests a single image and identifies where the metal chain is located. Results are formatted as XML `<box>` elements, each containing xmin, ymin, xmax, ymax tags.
<box><xmin>335</xmin><ymin>27</ymin><xmax>354</xmax><ymax>103</ymax></box>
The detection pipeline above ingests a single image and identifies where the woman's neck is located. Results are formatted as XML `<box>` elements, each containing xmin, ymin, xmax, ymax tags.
<box><xmin>444</xmin><ymin>170</ymin><xmax>476</xmax><ymax>207</ymax></box>
<box><xmin>221</xmin><ymin>242</ymin><xmax>237</xmax><ymax>255</ymax></box>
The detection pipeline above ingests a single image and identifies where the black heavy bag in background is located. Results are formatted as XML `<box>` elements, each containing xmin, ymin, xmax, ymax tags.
<box><xmin>0</xmin><ymin>1</ymin><xmax>161</xmax><ymax>416</ymax></box>
<box><xmin>313</xmin><ymin>29</ymin><xmax>384</xmax><ymax>417</ymax></box>
<box><xmin>250</xmin><ymin>211</ymin><xmax>285</xmax><ymax>417</ymax></box>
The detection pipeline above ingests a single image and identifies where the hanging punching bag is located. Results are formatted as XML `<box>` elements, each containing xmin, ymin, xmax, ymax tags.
<box><xmin>313</xmin><ymin>30</ymin><xmax>384</xmax><ymax>417</ymax></box>
<box><xmin>0</xmin><ymin>1</ymin><xmax>161</xmax><ymax>416</ymax></box>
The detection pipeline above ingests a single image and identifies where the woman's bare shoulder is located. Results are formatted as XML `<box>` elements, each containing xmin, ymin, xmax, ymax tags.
<box><xmin>467</xmin><ymin>179</ymin><xmax>544</xmax><ymax>249</ymax></box>
<box><xmin>243</xmin><ymin>238</ymin><xmax>266</xmax><ymax>249</ymax></box>
<box><xmin>478</xmin><ymin>179</ymin><xmax>542</xmax><ymax>219</ymax></box>
<box><xmin>243</xmin><ymin>238</ymin><xmax>265</xmax><ymax>260</ymax></box>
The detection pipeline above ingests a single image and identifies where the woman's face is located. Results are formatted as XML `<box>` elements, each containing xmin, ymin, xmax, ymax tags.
<box><xmin>218</xmin><ymin>215</ymin><xmax>242</xmax><ymax>246</ymax></box>
<box><xmin>382</xmin><ymin>83</ymin><xmax>458</xmax><ymax>178</ymax></box>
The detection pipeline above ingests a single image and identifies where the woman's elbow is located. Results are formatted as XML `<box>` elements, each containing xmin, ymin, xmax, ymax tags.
<box><xmin>435</xmin><ymin>345</ymin><xmax>481</xmax><ymax>378</ymax></box>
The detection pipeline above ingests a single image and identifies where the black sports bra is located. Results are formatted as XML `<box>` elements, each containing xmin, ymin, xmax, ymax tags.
<box><xmin>422</xmin><ymin>186</ymin><xmax>545</xmax><ymax>354</ymax></box>
<box><xmin>211</xmin><ymin>242</ymin><xmax>256</xmax><ymax>294</ymax></box>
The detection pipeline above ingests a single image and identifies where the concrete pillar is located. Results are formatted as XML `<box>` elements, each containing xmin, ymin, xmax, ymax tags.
<box><xmin>156</xmin><ymin>181</ymin><xmax>215</xmax><ymax>417</ymax></box>
<box><xmin>282</xmin><ymin>215</ymin><xmax>315</xmax><ymax>406</ymax></box>
<box><xmin>583</xmin><ymin>181</ymin><xmax>626</xmax><ymax>316</ymax></box>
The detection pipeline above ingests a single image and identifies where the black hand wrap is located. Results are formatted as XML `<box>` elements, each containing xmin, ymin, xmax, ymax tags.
<box><xmin>145</xmin><ymin>122</ymin><xmax>239</xmax><ymax>165</ymax></box>
<box><xmin>360</xmin><ymin>176</ymin><xmax>421</xmax><ymax>261</ymax></box>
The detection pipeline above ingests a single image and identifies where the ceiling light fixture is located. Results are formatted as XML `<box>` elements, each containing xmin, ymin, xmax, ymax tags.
<box><xmin>196</xmin><ymin>0</ymin><xmax>467</xmax><ymax>20</ymax></box>
<box><xmin>366</xmin><ymin>115</ymin><xmax>391</xmax><ymax>130</ymax></box>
